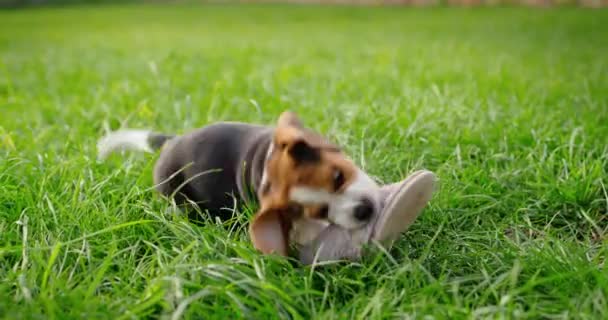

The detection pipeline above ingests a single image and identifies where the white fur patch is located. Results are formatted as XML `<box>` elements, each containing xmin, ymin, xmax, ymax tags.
<box><xmin>289</xmin><ymin>187</ymin><xmax>333</xmax><ymax>204</ymax></box>
<box><xmin>97</xmin><ymin>130</ymin><xmax>152</xmax><ymax>160</ymax></box>
<box><xmin>259</xmin><ymin>142</ymin><xmax>274</xmax><ymax>193</ymax></box>
<box><xmin>290</xmin><ymin>169</ymin><xmax>381</xmax><ymax>230</ymax></box>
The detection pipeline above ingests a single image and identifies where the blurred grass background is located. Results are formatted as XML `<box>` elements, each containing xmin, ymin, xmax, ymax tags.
<box><xmin>1</xmin><ymin>0</ymin><xmax>607</xmax><ymax>8</ymax></box>
<box><xmin>1</xmin><ymin>3</ymin><xmax>607</xmax><ymax>319</ymax></box>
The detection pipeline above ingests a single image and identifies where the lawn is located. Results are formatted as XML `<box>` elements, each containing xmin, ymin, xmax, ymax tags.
<box><xmin>1</xmin><ymin>3</ymin><xmax>607</xmax><ymax>319</ymax></box>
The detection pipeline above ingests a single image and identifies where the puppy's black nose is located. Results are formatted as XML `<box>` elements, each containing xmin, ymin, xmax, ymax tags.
<box><xmin>354</xmin><ymin>198</ymin><xmax>374</xmax><ymax>221</ymax></box>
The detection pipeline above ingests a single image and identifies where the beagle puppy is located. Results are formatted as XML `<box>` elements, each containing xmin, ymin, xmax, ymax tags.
<box><xmin>97</xmin><ymin>111</ymin><xmax>383</xmax><ymax>257</ymax></box>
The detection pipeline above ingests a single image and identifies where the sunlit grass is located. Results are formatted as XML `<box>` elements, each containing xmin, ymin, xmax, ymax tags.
<box><xmin>1</xmin><ymin>4</ymin><xmax>607</xmax><ymax>319</ymax></box>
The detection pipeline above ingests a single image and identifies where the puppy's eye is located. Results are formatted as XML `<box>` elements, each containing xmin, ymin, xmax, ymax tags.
<box><xmin>333</xmin><ymin>169</ymin><xmax>345</xmax><ymax>191</ymax></box>
<box><xmin>318</xmin><ymin>205</ymin><xmax>329</xmax><ymax>219</ymax></box>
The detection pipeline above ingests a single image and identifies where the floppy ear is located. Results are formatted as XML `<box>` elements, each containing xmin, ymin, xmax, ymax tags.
<box><xmin>274</xmin><ymin>127</ymin><xmax>320</xmax><ymax>165</ymax></box>
<box><xmin>286</xmin><ymin>139</ymin><xmax>320</xmax><ymax>164</ymax></box>
<box><xmin>249</xmin><ymin>206</ymin><xmax>291</xmax><ymax>256</ymax></box>
<box><xmin>277</xmin><ymin>110</ymin><xmax>304</xmax><ymax>128</ymax></box>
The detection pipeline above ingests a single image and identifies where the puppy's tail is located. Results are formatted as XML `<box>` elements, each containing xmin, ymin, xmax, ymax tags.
<box><xmin>97</xmin><ymin>129</ymin><xmax>175</xmax><ymax>160</ymax></box>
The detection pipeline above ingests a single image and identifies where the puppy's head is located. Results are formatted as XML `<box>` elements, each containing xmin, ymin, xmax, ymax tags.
<box><xmin>249</xmin><ymin>111</ymin><xmax>381</xmax><ymax>256</ymax></box>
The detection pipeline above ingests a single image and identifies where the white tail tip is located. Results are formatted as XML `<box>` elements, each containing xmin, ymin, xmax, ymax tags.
<box><xmin>97</xmin><ymin>129</ymin><xmax>153</xmax><ymax>160</ymax></box>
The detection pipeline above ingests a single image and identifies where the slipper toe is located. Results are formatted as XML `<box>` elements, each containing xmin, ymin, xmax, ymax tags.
<box><xmin>372</xmin><ymin>170</ymin><xmax>436</xmax><ymax>244</ymax></box>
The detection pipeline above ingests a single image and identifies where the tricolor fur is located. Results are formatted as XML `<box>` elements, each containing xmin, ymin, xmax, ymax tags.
<box><xmin>97</xmin><ymin>111</ymin><xmax>382</xmax><ymax>257</ymax></box>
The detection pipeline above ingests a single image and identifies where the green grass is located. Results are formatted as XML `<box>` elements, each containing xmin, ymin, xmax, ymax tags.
<box><xmin>1</xmin><ymin>3</ymin><xmax>607</xmax><ymax>319</ymax></box>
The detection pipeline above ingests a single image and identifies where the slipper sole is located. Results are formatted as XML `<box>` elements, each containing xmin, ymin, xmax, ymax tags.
<box><xmin>372</xmin><ymin>170</ymin><xmax>436</xmax><ymax>243</ymax></box>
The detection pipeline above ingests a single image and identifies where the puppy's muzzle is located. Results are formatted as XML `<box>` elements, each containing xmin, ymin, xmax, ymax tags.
<box><xmin>353</xmin><ymin>197</ymin><xmax>375</xmax><ymax>222</ymax></box>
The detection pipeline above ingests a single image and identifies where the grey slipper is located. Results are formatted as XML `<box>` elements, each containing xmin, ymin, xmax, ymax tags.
<box><xmin>372</xmin><ymin>170</ymin><xmax>437</xmax><ymax>244</ymax></box>
<box><xmin>298</xmin><ymin>170</ymin><xmax>437</xmax><ymax>265</ymax></box>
